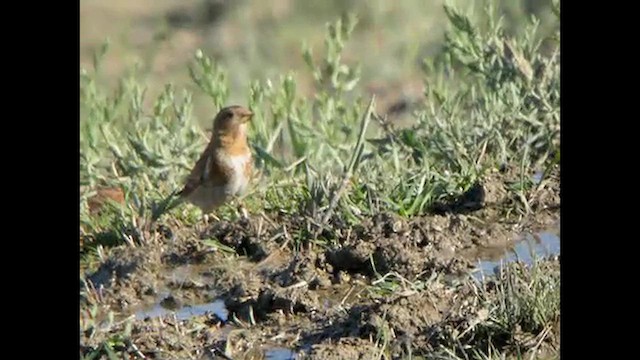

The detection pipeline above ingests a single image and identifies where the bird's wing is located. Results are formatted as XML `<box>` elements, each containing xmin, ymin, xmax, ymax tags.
<box><xmin>178</xmin><ymin>143</ymin><xmax>228</xmax><ymax>198</ymax></box>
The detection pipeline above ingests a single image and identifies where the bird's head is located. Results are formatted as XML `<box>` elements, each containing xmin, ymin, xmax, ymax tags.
<box><xmin>213</xmin><ymin>105</ymin><xmax>253</xmax><ymax>133</ymax></box>
<box><xmin>211</xmin><ymin>105</ymin><xmax>254</xmax><ymax>151</ymax></box>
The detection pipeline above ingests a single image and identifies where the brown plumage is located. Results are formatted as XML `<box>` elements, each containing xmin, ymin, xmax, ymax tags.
<box><xmin>178</xmin><ymin>105</ymin><xmax>254</xmax><ymax>213</ymax></box>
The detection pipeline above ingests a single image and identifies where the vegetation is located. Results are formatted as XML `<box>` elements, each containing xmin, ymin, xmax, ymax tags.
<box><xmin>80</xmin><ymin>0</ymin><xmax>560</xmax><ymax>358</ymax></box>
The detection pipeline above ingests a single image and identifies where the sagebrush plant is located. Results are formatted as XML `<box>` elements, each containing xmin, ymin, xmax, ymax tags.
<box><xmin>433</xmin><ymin>258</ymin><xmax>560</xmax><ymax>359</ymax></box>
<box><xmin>80</xmin><ymin>4</ymin><xmax>559</xmax><ymax>257</ymax></box>
<box><xmin>374</xmin><ymin>3</ymin><xmax>560</xmax><ymax>216</ymax></box>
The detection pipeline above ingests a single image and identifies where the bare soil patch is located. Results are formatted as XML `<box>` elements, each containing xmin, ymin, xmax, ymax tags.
<box><xmin>81</xmin><ymin>172</ymin><xmax>560</xmax><ymax>359</ymax></box>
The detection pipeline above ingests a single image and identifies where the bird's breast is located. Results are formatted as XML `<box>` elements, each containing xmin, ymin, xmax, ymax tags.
<box><xmin>219</xmin><ymin>152</ymin><xmax>252</xmax><ymax>195</ymax></box>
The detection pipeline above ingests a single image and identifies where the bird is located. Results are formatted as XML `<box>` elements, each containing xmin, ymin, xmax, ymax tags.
<box><xmin>177</xmin><ymin>105</ymin><xmax>254</xmax><ymax>221</ymax></box>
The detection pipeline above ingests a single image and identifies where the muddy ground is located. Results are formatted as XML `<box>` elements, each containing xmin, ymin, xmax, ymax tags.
<box><xmin>80</xmin><ymin>169</ymin><xmax>560</xmax><ymax>359</ymax></box>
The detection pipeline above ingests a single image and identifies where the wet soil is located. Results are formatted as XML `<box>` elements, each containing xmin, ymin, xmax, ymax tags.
<box><xmin>80</xmin><ymin>170</ymin><xmax>560</xmax><ymax>359</ymax></box>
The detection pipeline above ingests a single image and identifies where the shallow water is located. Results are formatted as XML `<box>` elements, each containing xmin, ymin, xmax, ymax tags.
<box><xmin>128</xmin><ymin>221</ymin><xmax>560</xmax><ymax>359</ymax></box>
<box><xmin>135</xmin><ymin>296</ymin><xmax>228</xmax><ymax>321</ymax></box>
<box><xmin>131</xmin><ymin>262</ymin><xmax>230</xmax><ymax>321</ymax></box>
<box><xmin>532</xmin><ymin>171</ymin><xmax>544</xmax><ymax>185</ymax></box>
<box><xmin>472</xmin><ymin>223</ymin><xmax>560</xmax><ymax>279</ymax></box>
<box><xmin>265</xmin><ymin>347</ymin><xmax>297</xmax><ymax>360</ymax></box>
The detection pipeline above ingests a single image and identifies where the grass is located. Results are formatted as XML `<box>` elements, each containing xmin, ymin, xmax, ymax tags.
<box><xmin>433</xmin><ymin>259</ymin><xmax>560</xmax><ymax>360</ymax></box>
<box><xmin>360</xmin><ymin>257</ymin><xmax>559</xmax><ymax>360</ymax></box>
<box><xmin>80</xmin><ymin>0</ymin><xmax>560</xmax><ymax>358</ymax></box>
<box><xmin>81</xmin><ymin>1</ymin><xmax>559</xmax><ymax>250</ymax></box>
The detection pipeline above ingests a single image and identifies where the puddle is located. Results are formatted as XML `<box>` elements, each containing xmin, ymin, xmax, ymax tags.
<box><xmin>532</xmin><ymin>171</ymin><xmax>543</xmax><ymax>185</ymax></box>
<box><xmin>472</xmin><ymin>223</ymin><xmax>560</xmax><ymax>280</ymax></box>
<box><xmin>265</xmin><ymin>348</ymin><xmax>297</xmax><ymax>360</ymax></box>
<box><xmin>135</xmin><ymin>296</ymin><xmax>228</xmax><ymax>321</ymax></box>
<box><xmin>130</xmin><ymin>263</ymin><xmax>230</xmax><ymax>321</ymax></box>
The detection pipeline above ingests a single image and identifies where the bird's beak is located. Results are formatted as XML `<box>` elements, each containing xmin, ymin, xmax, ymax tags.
<box><xmin>240</xmin><ymin>109</ymin><xmax>254</xmax><ymax>123</ymax></box>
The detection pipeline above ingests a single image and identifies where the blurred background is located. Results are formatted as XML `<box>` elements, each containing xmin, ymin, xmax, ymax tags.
<box><xmin>80</xmin><ymin>0</ymin><xmax>558</xmax><ymax>128</ymax></box>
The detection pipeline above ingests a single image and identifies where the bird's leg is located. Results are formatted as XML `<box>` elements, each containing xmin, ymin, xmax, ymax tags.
<box><xmin>198</xmin><ymin>212</ymin><xmax>220</xmax><ymax>236</ymax></box>
<box><xmin>239</xmin><ymin>204</ymin><xmax>249</xmax><ymax>220</ymax></box>
<box><xmin>193</xmin><ymin>213</ymin><xmax>205</xmax><ymax>234</ymax></box>
<box><xmin>197</xmin><ymin>212</ymin><xmax>218</xmax><ymax>236</ymax></box>
<box><xmin>231</xmin><ymin>195</ymin><xmax>249</xmax><ymax>220</ymax></box>
<box><xmin>203</xmin><ymin>213</ymin><xmax>220</xmax><ymax>225</ymax></box>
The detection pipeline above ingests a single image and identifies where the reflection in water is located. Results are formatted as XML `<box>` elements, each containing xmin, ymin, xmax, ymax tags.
<box><xmin>532</xmin><ymin>171</ymin><xmax>544</xmax><ymax>185</ymax></box>
<box><xmin>135</xmin><ymin>298</ymin><xmax>228</xmax><ymax>321</ymax></box>
<box><xmin>129</xmin><ymin>226</ymin><xmax>559</xmax><ymax>359</ymax></box>
<box><xmin>133</xmin><ymin>263</ymin><xmax>228</xmax><ymax>322</ymax></box>
<box><xmin>266</xmin><ymin>348</ymin><xmax>297</xmax><ymax>360</ymax></box>
<box><xmin>473</xmin><ymin>225</ymin><xmax>560</xmax><ymax>279</ymax></box>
